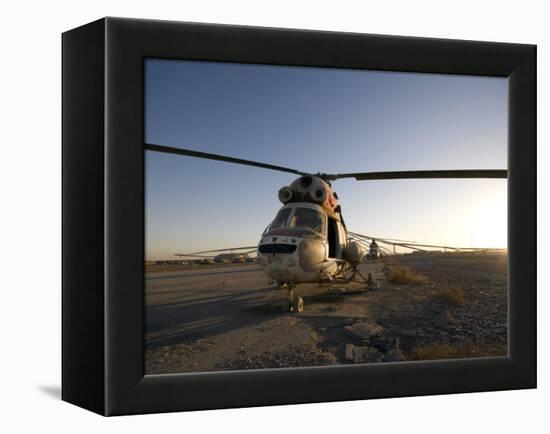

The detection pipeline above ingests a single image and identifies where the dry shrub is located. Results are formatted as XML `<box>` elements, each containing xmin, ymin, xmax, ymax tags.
<box><xmin>411</xmin><ymin>343</ymin><xmax>506</xmax><ymax>361</ymax></box>
<box><xmin>385</xmin><ymin>264</ymin><xmax>428</xmax><ymax>285</ymax></box>
<box><xmin>431</xmin><ymin>288</ymin><xmax>465</xmax><ymax>305</ymax></box>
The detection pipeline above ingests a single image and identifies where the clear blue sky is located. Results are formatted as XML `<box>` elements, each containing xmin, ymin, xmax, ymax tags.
<box><xmin>145</xmin><ymin>59</ymin><xmax>507</xmax><ymax>260</ymax></box>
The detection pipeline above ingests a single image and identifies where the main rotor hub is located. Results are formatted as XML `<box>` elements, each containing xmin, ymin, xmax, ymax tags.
<box><xmin>278</xmin><ymin>175</ymin><xmax>339</xmax><ymax>214</ymax></box>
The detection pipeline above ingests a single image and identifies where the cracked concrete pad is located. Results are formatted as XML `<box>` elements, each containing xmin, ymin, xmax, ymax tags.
<box><xmin>345</xmin><ymin>321</ymin><xmax>384</xmax><ymax>342</ymax></box>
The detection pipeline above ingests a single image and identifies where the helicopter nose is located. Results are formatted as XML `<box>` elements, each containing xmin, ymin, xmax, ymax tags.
<box><xmin>257</xmin><ymin>239</ymin><xmax>303</xmax><ymax>282</ymax></box>
<box><xmin>262</xmin><ymin>256</ymin><xmax>298</xmax><ymax>282</ymax></box>
<box><xmin>265</xmin><ymin>254</ymin><xmax>298</xmax><ymax>269</ymax></box>
<box><xmin>297</xmin><ymin>238</ymin><xmax>326</xmax><ymax>272</ymax></box>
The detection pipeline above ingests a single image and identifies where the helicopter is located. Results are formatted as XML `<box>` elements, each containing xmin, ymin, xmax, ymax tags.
<box><xmin>363</xmin><ymin>239</ymin><xmax>381</xmax><ymax>259</ymax></box>
<box><xmin>147</xmin><ymin>143</ymin><xmax>507</xmax><ymax>313</ymax></box>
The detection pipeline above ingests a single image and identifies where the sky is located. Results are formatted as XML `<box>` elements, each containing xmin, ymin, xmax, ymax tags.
<box><xmin>145</xmin><ymin>59</ymin><xmax>508</xmax><ymax>260</ymax></box>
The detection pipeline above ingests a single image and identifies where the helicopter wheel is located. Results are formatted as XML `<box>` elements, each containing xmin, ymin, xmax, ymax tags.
<box><xmin>294</xmin><ymin>296</ymin><xmax>304</xmax><ymax>313</ymax></box>
<box><xmin>282</xmin><ymin>294</ymin><xmax>304</xmax><ymax>313</ymax></box>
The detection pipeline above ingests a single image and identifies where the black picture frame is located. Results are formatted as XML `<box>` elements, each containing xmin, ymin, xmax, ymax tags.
<box><xmin>62</xmin><ymin>17</ymin><xmax>536</xmax><ymax>416</ymax></box>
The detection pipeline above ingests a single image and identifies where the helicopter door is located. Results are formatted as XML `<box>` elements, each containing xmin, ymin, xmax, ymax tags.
<box><xmin>327</xmin><ymin>217</ymin><xmax>338</xmax><ymax>258</ymax></box>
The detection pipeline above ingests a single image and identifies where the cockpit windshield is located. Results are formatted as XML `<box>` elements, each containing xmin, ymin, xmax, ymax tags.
<box><xmin>268</xmin><ymin>208</ymin><xmax>292</xmax><ymax>231</ymax></box>
<box><xmin>289</xmin><ymin>208</ymin><xmax>325</xmax><ymax>234</ymax></box>
<box><xmin>266</xmin><ymin>206</ymin><xmax>326</xmax><ymax>235</ymax></box>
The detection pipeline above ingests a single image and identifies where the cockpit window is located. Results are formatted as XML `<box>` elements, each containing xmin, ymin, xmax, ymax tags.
<box><xmin>289</xmin><ymin>208</ymin><xmax>325</xmax><ymax>234</ymax></box>
<box><xmin>265</xmin><ymin>207</ymin><xmax>326</xmax><ymax>235</ymax></box>
<box><xmin>268</xmin><ymin>208</ymin><xmax>292</xmax><ymax>231</ymax></box>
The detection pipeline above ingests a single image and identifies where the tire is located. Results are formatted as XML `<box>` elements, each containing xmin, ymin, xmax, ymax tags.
<box><xmin>294</xmin><ymin>296</ymin><xmax>304</xmax><ymax>313</ymax></box>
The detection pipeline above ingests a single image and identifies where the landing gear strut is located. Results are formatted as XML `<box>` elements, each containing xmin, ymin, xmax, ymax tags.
<box><xmin>282</xmin><ymin>284</ymin><xmax>304</xmax><ymax>313</ymax></box>
<box><xmin>352</xmin><ymin>268</ymin><xmax>376</xmax><ymax>290</ymax></box>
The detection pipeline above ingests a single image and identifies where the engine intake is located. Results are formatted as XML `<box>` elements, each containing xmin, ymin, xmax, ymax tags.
<box><xmin>310</xmin><ymin>188</ymin><xmax>327</xmax><ymax>203</ymax></box>
<box><xmin>278</xmin><ymin>187</ymin><xmax>293</xmax><ymax>203</ymax></box>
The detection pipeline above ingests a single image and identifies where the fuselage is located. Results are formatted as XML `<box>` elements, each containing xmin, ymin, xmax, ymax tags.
<box><xmin>256</xmin><ymin>202</ymin><xmax>345</xmax><ymax>284</ymax></box>
<box><xmin>256</xmin><ymin>174</ymin><xmax>368</xmax><ymax>285</ymax></box>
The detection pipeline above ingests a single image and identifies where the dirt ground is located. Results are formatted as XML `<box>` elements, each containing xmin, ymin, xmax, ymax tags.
<box><xmin>145</xmin><ymin>251</ymin><xmax>507</xmax><ymax>374</ymax></box>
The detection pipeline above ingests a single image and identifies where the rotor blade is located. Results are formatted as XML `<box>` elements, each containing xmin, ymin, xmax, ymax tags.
<box><xmin>146</xmin><ymin>143</ymin><xmax>309</xmax><ymax>177</ymax></box>
<box><xmin>378</xmin><ymin>246</ymin><xmax>394</xmax><ymax>255</ymax></box>
<box><xmin>348</xmin><ymin>232</ymin><xmax>418</xmax><ymax>244</ymax></box>
<box><xmin>374</xmin><ymin>237</ymin><xmax>418</xmax><ymax>243</ymax></box>
<box><xmin>398</xmin><ymin>242</ymin><xmax>461</xmax><ymax>251</ymax></box>
<box><xmin>330</xmin><ymin>169</ymin><xmax>507</xmax><ymax>181</ymax></box>
<box><xmin>398</xmin><ymin>244</ymin><xmax>427</xmax><ymax>252</ymax></box>
<box><xmin>174</xmin><ymin>254</ymin><xmax>217</xmax><ymax>258</ymax></box>
<box><xmin>392</xmin><ymin>241</ymin><xmax>503</xmax><ymax>251</ymax></box>
<box><xmin>349</xmin><ymin>232</ymin><xmax>503</xmax><ymax>251</ymax></box>
<box><xmin>175</xmin><ymin>246</ymin><xmax>257</xmax><ymax>257</ymax></box>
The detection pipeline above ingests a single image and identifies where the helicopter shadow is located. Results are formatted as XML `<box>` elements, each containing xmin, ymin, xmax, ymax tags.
<box><xmin>146</xmin><ymin>267</ymin><xmax>261</xmax><ymax>281</ymax></box>
<box><xmin>145</xmin><ymin>286</ymin><xmax>286</xmax><ymax>350</ymax></box>
<box><xmin>145</xmin><ymin>283</ymin><xmax>374</xmax><ymax>351</ymax></box>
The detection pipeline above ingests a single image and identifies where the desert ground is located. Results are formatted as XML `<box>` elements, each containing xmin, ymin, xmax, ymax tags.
<box><xmin>145</xmin><ymin>252</ymin><xmax>507</xmax><ymax>374</ymax></box>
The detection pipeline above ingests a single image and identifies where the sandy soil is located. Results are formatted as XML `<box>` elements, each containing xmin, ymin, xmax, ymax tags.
<box><xmin>145</xmin><ymin>252</ymin><xmax>507</xmax><ymax>374</ymax></box>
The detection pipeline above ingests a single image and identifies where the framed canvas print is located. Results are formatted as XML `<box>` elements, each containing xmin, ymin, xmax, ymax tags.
<box><xmin>62</xmin><ymin>17</ymin><xmax>536</xmax><ymax>415</ymax></box>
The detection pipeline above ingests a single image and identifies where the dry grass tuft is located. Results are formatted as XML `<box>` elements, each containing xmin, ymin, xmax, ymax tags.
<box><xmin>385</xmin><ymin>264</ymin><xmax>429</xmax><ymax>285</ymax></box>
<box><xmin>411</xmin><ymin>343</ymin><xmax>506</xmax><ymax>361</ymax></box>
<box><xmin>431</xmin><ymin>288</ymin><xmax>465</xmax><ymax>305</ymax></box>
